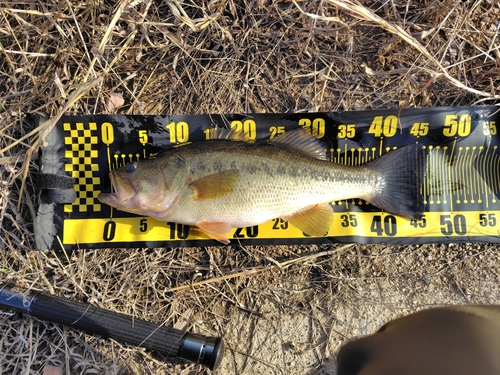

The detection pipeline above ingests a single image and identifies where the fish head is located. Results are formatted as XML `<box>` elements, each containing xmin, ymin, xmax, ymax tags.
<box><xmin>98</xmin><ymin>156</ymin><xmax>187</xmax><ymax>218</ymax></box>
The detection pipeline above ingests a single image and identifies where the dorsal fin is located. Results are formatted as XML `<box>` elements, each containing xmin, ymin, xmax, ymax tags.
<box><xmin>271</xmin><ymin>128</ymin><xmax>328</xmax><ymax>160</ymax></box>
<box><xmin>206</xmin><ymin>127</ymin><xmax>250</xmax><ymax>142</ymax></box>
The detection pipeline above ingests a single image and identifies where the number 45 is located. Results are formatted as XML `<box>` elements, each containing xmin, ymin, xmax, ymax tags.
<box><xmin>410</xmin><ymin>122</ymin><xmax>429</xmax><ymax>137</ymax></box>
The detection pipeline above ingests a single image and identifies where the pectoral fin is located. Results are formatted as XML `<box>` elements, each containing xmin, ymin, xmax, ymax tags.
<box><xmin>189</xmin><ymin>170</ymin><xmax>239</xmax><ymax>200</ymax></box>
<box><xmin>196</xmin><ymin>221</ymin><xmax>233</xmax><ymax>244</ymax></box>
<box><xmin>284</xmin><ymin>203</ymin><xmax>334</xmax><ymax>236</ymax></box>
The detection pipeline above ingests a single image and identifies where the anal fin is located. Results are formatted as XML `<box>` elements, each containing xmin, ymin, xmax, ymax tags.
<box><xmin>284</xmin><ymin>203</ymin><xmax>334</xmax><ymax>237</ymax></box>
<box><xmin>196</xmin><ymin>221</ymin><xmax>233</xmax><ymax>244</ymax></box>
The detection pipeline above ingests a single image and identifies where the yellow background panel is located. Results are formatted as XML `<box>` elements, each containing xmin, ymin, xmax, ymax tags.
<box><xmin>62</xmin><ymin>211</ymin><xmax>500</xmax><ymax>245</ymax></box>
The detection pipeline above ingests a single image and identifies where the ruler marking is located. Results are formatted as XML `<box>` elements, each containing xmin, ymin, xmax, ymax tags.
<box><xmin>423</xmin><ymin>146</ymin><xmax>428</xmax><ymax>205</ymax></box>
<box><xmin>477</xmin><ymin>147</ymin><xmax>482</xmax><ymax>204</ymax></box>
<box><xmin>463</xmin><ymin>147</ymin><xmax>470</xmax><ymax>204</ymax></box>
<box><xmin>428</xmin><ymin>146</ymin><xmax>435</xmax><ymax>205</ymax></box>
<box><xmin>449</xmin><ymin>146</ymin><xmax>455</xmax><ymax>211</ymax></box>
<box><xmin>469</xmin><ymin>147</ymin><xmax>476</xmax><ymax>204</ymax></box>
<box><xmin>484</xmin><ymin>151</ymin><xmax>490</xmax><ymax>205</ymax></box>
<box><xmin>471</xmin><ymin>146</ymin><xmax>478</xmax><ymax>204</ymax></box>
<box><xmin>458</xmin><ymin>147</ymin><xmax>465</xmax><ymax>204</ymax></box>
<box><xmin>491</xmin><ymin>146</ymin><xmax>496</xmax><ymax>204</ymax></box>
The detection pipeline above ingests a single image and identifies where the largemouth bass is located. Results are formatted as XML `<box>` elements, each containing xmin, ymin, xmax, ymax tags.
<box><xmin>98</xmin><ymin>128</ymin><xmax>425</xmax><ymax>243</ymax></box>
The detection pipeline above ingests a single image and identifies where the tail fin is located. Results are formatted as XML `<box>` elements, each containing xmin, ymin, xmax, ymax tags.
<box><xmin>367</xmin><ymin>145</ymin><xmax>426</xmax><ymax>220</ymax></box>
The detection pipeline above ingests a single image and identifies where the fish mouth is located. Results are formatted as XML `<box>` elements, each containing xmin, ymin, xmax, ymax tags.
<box><xmin>98</xmin><ymin>172</ymin><xmax>138</xmax><ymax>207</ymax></box>
<box><xmin>98</xmin><ymin>172</ymin><xmax>137</xmax><ymax>206</ymax></box>
<box><xmin>109</xmin><ymin>172</ymin><xmax>137</xmax><ymax>202</ymax></box>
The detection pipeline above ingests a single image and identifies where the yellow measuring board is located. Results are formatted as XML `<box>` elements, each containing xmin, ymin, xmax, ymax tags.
<box><xmin>35</xmin><ymin>107</ymin><xmax>500</xmax><ymax>250</ymax></box>
<box><xmin>62</xmin><ymin>210</ymin><xmax>500</xmax><ymax>246</ymax></box>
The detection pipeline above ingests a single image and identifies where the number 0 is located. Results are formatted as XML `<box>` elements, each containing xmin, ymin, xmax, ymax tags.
<box><xmin>101</xmin><ymin>122</ymin><xmax>114</xmax><ymax>145</ymax></box>
<box><xmin>103</xmin><ymin>221</ymin><xmax>116</xmax><ymax>241</ymax></box>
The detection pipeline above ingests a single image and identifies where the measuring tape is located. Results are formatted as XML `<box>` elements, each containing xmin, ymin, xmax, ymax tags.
<box><xmin>34</xmin><ymin>107</ymin><xmax>500</xmax><ymax>250</ymax></box>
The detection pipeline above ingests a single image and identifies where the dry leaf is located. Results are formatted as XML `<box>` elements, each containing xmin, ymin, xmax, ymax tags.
<box><xmin>42</xmin><ymin>363</ymin><xmax>63</xmax><ymax>375</ymax></box>
<box><xmin>108</xmin><ymin>92</ymin><xmax>125</xmax><ymax>113</ymax></box>
<box><xmin>174</xmin><ymin>308</ymin><xmax>193</xmax><ymax>331</ymax></box>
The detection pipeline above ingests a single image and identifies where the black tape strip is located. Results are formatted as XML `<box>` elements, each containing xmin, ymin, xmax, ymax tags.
<box><xmin>37</xmin><ymin>174</ymin><xmax>75</xmax><ymax>190</ymax></box>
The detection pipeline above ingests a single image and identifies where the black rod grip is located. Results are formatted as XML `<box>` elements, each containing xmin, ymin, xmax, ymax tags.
<box><xmin>0</xmin><ymin>283</ymin><xmax>223</xmax><ymax>371</ymax></box>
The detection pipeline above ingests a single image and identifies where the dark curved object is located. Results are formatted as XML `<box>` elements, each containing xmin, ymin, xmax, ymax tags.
<box><xmin>337</xmin><ymin>305</ymin><xmax>500</xmax><ymax>375</ymax></box>
<box><xmin>0</xmin><ymin>282</ymin><xmax>223</xmax><ymax>371</ymax></box>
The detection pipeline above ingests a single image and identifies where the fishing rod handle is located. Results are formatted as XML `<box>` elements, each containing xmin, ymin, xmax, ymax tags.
<box><xmin>0</xmin><ymin>283</ymin><xmax>223</xmax><ymax>371</ymax></box>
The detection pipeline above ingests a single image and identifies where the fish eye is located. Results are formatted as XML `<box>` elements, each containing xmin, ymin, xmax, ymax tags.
<box><xmin>125</xmin><ymin>163</ymin><xmax>136</xmax><ymax>173</ymax></box>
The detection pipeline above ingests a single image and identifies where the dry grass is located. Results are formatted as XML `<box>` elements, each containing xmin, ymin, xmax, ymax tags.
<box><xmin>1</xmin><ymin>0</ymin><xmax>500</xmax><ymax>374</ymax></box>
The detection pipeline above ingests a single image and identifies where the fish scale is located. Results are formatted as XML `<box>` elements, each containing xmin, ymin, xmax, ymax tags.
<box><xmin>169</xmin><ymin>148</ymin><xmax>371</xmax><ymax>222</ymax></box>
